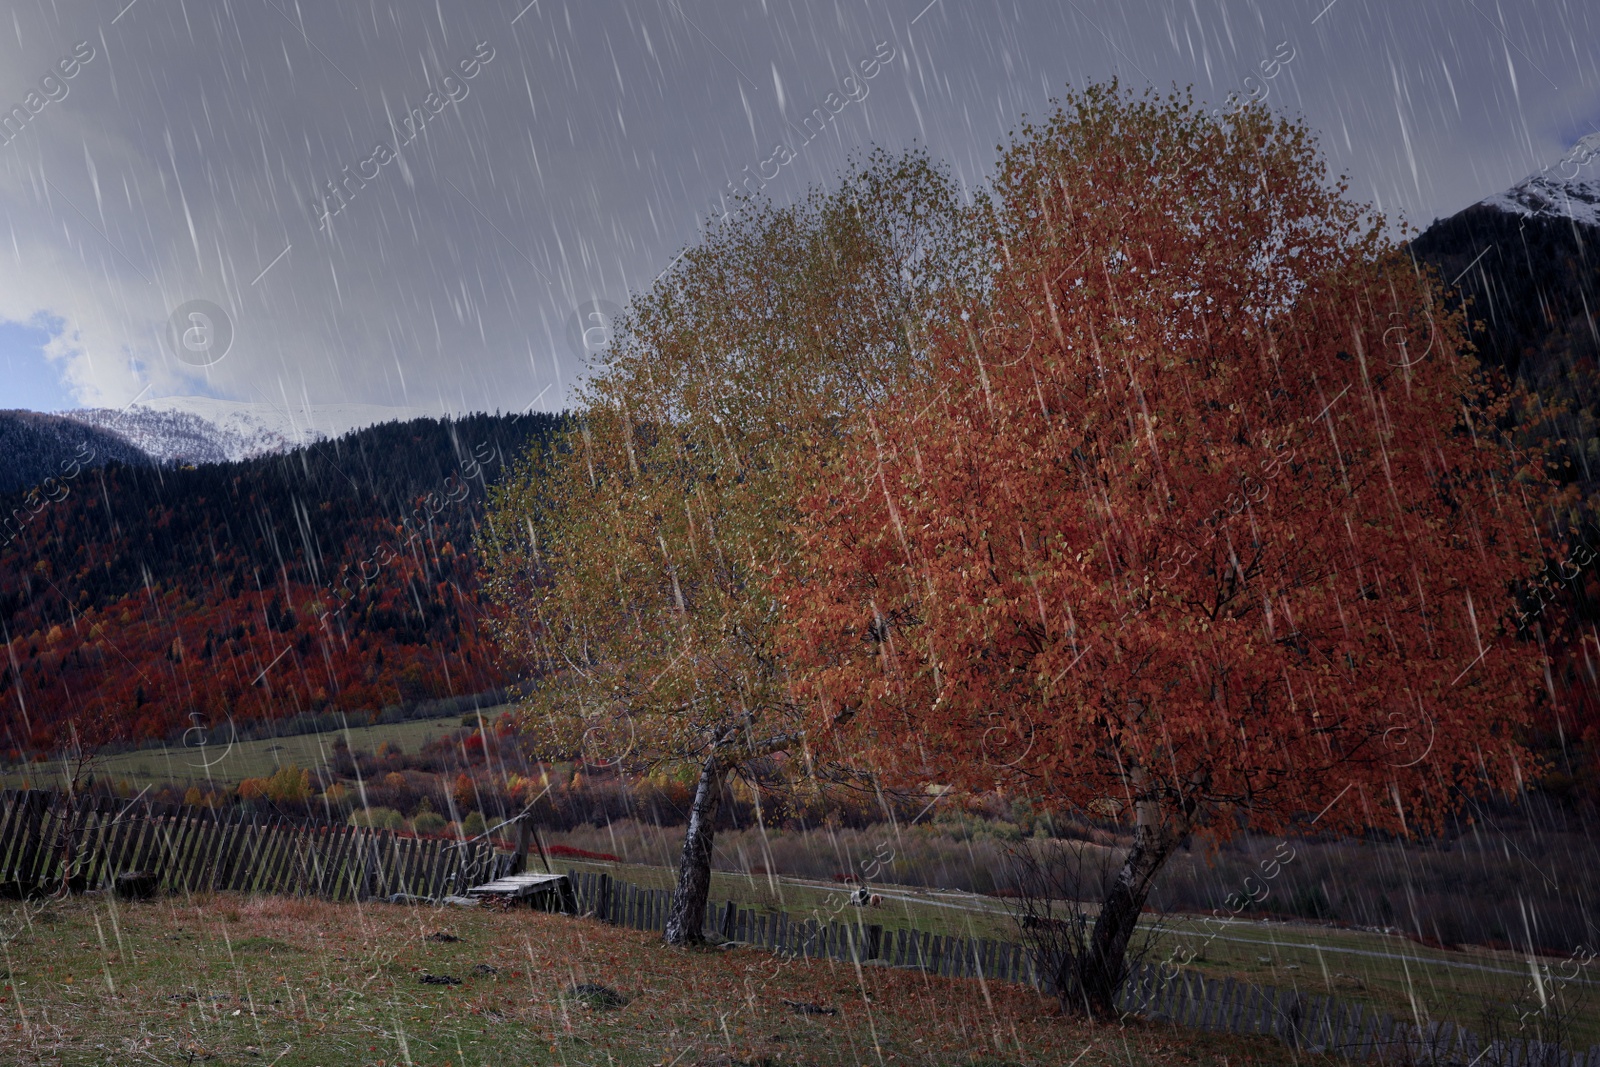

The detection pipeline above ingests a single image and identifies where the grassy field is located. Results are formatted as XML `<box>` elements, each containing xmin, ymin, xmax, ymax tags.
<box><xmin>0</xmin><ymin>712</ymin><xmax>497</xmax><ymax>791</ymax></box>
<box><xmin>0</xmin><ymin>893</ymin><xmax>1288</xmax><ymax>1067</ymax></box>
<box><xmin>546</xmin><ymin>859</ymin><xmax>1600</xmax><ymax>1048</ymax></box>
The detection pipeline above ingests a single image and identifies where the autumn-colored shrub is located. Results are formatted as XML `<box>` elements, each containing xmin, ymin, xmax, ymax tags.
<box><xmin>239</xmin><ymin>765</ymin><xmax>312</xmax><ymax>804</ymax></box>
<box><xmin>349</xmin><ymin>806</ymin><xmax>403</xmax><ymax>830</ymax></box>
<box><xmin>452</xmin><ymin>772</ymin><xmax>478</xmax><ymax>813</ymax></box>
<box><xmin>412</xmin><ymin>811</ymin><xmax>447</xmax><ymax>835</ymax></box>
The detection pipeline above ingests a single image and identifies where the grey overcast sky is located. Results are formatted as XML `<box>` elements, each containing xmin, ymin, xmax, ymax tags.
<box><xmin>0</xmin><ymin>0</ymin><xmax>1596</xmax><ymax>416</ymax></box>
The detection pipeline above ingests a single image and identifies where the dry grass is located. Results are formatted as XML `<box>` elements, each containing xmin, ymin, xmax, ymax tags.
<box><xmin>0</xmin><ymin>892</ymin><xmax>1297</xmax><ymax>1067</ymax></box>
<box><xmin>0</xmin><ymin>713</ymin><xmax>475</xmax><ymax>790</ymax></box>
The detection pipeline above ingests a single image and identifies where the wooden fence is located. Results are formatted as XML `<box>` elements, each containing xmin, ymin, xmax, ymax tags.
<box><xmin>566</xmin><ymin>871</ymin><xmax>1600</xmax><ymax>1066</ymax></box>
<box><xmin>4</xmin><ymin>789</ymin><xmax>1596</xmax><ymax>1065</ymax></box>
<box><xmin>0</xmin><ymin>789</ymin><xmax>512</xmax><ymax>902</ymax></box>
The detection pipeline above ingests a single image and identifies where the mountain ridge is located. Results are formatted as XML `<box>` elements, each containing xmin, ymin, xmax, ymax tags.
<box><xmin>58</xmin><ymin>396</ymin><xmax>443</xmax><ymax>465</ymax></box>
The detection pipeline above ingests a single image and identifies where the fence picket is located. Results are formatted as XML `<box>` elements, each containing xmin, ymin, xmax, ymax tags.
<box><xmin>340</xmin><ymin>829</ymin><xmax>366</xmax><ymax>900</ymax></box>
<box><xmin>0</xmin><ymin>792</ymin><xmax>22</xmax><ymax>875</ymax></box>
<box><xmin>74</xmin><ymin>801</ymin><xmax>110</xmax><ymax>888</ymax></box>
<box><xmin>194</xmin><ymin>816</ymin><xmax>227</xmax><ymax>892</ymax></box>
<box><xmin>8</xmin><ymin>792</ymin><xmax>45</xmax><ymax>877</ymax></box>
<box><xmin>335</xmin><ymin>827</ymin><xmax>360</xmax><ymax>901</ymax></box>
<box><xmin>415</xmin><ymin>838</ymin><xmax>441</xmax><ymax>900</ymax></box>
<box><xmin>333</xmin><ymin>826</ymin><xmax>357</xmax><ymax>898</ymax></box>
<box><xmin>376</xmin><ymin>831</ymin><xmax>400</xmax><ymax>898</ymax></box>
<box><xmin>12</xmin><ymin>792</ymin><xmax>49</xmax><ymax>887</ymax></box>
<box><xmin>419</xmin><ymin>837</ymin><xmax>441</xmax><ymax>896</ymax></box>
<box><xmin>398</xmin><ymin>834</ymin><xmax>420</xmax><ymax>896</ymax></box>
<box><xmin>22</xmin><ymin>796</ymin><xmax>60</xmax><ymax>887</ymax></box>
<box><xmin>403</xmin><ymin>837</ymin><xmax>426</xmax><ymax>896</ymax></box>
<box><xmin>1185</xmin><ymin>974</ymin><xmax>1205</xmax><ymax>1027</ymax></box>
<box><xmin>176</xmin><ymin>818</ymin><xmax>211</xmax><ymax>892</ymax></box>
<box><xmin>416</xmin><ymin>837</ymin><xmax>438</xmax><ymax>896</ymax></box>
<box><xmin>124</xmin><ymin>804</ymin><xmax>159</xmax><ymax>877</ymax></box>
<box><xmin>290</xmin><ymin>827</ymin><xmax>317</xmax><ymax>897</ymax></box>
<box><xmin>165</xmin><ymin>814</ymin><xmax>199</xmax><ymax>892</ymax></box>
<box><xmin>355</xmin><ymin>831</ymin><xmax>380</xmax><ymax>900</ymax></box>
<box><xmin>204</xmin><ymin>815</ymin><xmax>235</xmax><ymax>891</ymax></box>
<box><xmin>216</xmin><ymin>817</ymin><xmax>246</xmax><ymax>893</ymax></box>
<box><xmin>241</xmin><ymin>819</ymin><xmax>275</xmax><ymax>893</ymax></box>
<box><xmin>201</xmin><ymin>815</ymin><xmax>236</xmax><ymax>891</ymax></box>
<box><xmin>96</xmin><ymin>806</ymin><xmax>129</xmax><ymax>883</ymax></box>
<box><xmin>156</xmin><ymin>814</ymin><xmax>192</xmax><ymax>892</ymax></box>
<box><xmin>115</xmin><ymin>807</ymin><xmax>154</xmax><ymax>883</ymax></box>
<box><xmin>56</xmin><ymin>794</ymin><xmax>93</xmax><ymax>887</ymax></box>
<box><xmin>256</xmin><ymin>825</ymin><xmax>291</xmax><ymax>895</ymax></box>
<box><xmin>305</xmin><ymin>826</ymin><xmax>334</xmax><ymax>897</ymax></box>
<box><xmin>258</xmin><ymin>820</ymin><xmax>293</xmax><ymax>895</ymax></box>
<box><xmin>175</xmin><ymin>812</ymin><xmax>208</xmax><ymax>892</ymax></box>
<box><xmin>136</xmin><ymin>811</ymin><xmax>175</xmax><ymax>882</ymax></box>
<box><xmin>387</xmin><ymin>834</ymin><xmax>410</xmax><ymax>897</ymax></box>
<box><xmin>238</xmin><ymin>818</ymin><xmax>271</xmax><ymax>894</ymax></box>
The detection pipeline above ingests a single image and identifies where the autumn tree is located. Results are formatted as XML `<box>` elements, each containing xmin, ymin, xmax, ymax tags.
<box><xmin>775</xmin><ymin>86</ymin><xmax>1557</xmax><ymax>1014</ymax></box>
<box><xmin>480</xmin><ymin>150</ymin><xmax>980</xmax><ymax>943</ymax></box>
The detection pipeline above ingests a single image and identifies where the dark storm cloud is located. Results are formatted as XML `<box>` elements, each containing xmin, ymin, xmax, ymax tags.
<box><xmin>0</xmin><ymin>0</ymin><xmax>1593</xmax><ymax>414</ymax></box>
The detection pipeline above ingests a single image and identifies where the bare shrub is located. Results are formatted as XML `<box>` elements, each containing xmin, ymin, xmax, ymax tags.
<box><xmin>1001</xmin><ymin>840</ymin><xmax>1165</xmax><ymax>1017</ymax></box>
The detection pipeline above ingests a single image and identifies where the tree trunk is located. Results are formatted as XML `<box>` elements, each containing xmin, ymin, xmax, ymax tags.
<box><xmin>1079</xmin><ymin>796</ymin><xmax>1186</xmax><ymax>1019</ymax></box>
<box><xmin>664</xmin><ymin>753</ymin><xmax>723</xmax><ymax>945</ymax></box>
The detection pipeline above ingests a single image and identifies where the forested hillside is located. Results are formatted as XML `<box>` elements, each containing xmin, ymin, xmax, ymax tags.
<box><xmin>1412</xmin><ymin>206</ymin><xmax>1600</xmax><ymax>500</ymax></box>
<box><xmin>0</xmin><ymin>409</ymin><xmax>155</xmax><ymax>494</ymax></box>
<box><xmin>0</xmin><ymin>411</ymin><xmax>559</xmax><ymax>758</ymax></box>
<box><xmin>1412</xmin><ymin>208</ymin><xmax>1600</xmax><ymax>798</ymax></box>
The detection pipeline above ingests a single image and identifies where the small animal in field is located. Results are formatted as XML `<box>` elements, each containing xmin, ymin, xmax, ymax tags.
<box><xmin>851</xmin><ymin>886</ymin><xmax>883</xmax><ymax>907</ymax></box>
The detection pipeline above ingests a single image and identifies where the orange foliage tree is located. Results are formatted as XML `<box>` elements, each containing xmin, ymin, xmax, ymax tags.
<box><xmin>775</xmin><ymin>86</ymin><xmax>1558</xmax><ymax>1015</ymax></box>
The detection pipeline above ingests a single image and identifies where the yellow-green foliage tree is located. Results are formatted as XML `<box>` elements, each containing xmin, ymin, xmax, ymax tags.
<box><xmin>480</xmin><ymin>150</ymin><xmax>980</xmax><ymax>942</ymax></box>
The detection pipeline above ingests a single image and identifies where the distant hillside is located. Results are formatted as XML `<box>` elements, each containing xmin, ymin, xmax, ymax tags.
<box><xmin>1410</xmin><ymin>155</ymin><xmax>1600</xmax><ymax>800</ymax></box>
<box><xmin>1410</xmin><ymin>130</ymin><xmax>1600</xmax><ymax>509</ymax></box>
<box><xmin>0</xmin><ymin>411</ymin><xmax>560</xmax><ymax>756</ymax></box>
<box><xmin>0</xmin><ymin>409</ymin><xmax>154</xmax><ymax>494</ymax></box>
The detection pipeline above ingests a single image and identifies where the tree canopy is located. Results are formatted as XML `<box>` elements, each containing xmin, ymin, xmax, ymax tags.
<box><xmin>479</xmin><ymin>149</ymin><xmax>980</xmax><ymax>940</ymax></box>
<box><xmin>771</xmin><ymin>85</ymin><xmax>1559</xmax><ymax>1012</ymax></box>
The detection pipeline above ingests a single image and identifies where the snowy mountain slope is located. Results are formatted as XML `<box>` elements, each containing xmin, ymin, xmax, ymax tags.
<box><xmin>60</xmin><ymin>396</ymin><xmax>437</xmax><ymax>464</ymax></box>
<box><xmin>63</xmin><ymin>406</ymin><xmax>258</xmax><ymax>465</ymax></box>
<box><xmin>136</xmin><ymin>396</ymin><xmax>436</xmax><ymax>449</ymax></box>
<box><xmin>1478</xmin><ymin>131</ymin><xmax>1600</xmax><ymax>228</ymax></box>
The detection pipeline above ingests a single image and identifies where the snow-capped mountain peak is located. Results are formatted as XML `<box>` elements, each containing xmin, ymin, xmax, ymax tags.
<box><xmin>1478</xmin><ymin>132</ymin><xmax>1600</xmax><ymax>228</ymax></box>
<box><xmin>61</xmin><ymin>396</ymin><xmax>437</xmax><ymax>465</ymax></box>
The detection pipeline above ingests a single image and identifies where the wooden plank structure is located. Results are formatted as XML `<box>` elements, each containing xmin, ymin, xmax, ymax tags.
<box><xmin>464</xmin><ymin>871</ymin><xmax>576</xmax><ymax>911</ymax></box>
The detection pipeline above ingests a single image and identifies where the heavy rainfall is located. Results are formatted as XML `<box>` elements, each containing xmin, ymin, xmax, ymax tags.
<box><xmin>1</xmin><ymin>1</ymin><xmax>1599</xmax><ymax>1065</ymax></box>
